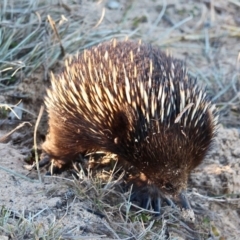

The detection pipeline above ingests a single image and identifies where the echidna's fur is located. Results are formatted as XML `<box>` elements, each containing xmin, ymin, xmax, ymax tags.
<box><xmin>42</xmin><ymin>39</ymin><xmax>218</xmax><ymax>198</ymax></box>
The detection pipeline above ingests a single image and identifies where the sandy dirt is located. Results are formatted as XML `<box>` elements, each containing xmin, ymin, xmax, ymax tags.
<box><xmin>1</xmin><ymin>126</ymin><xmax>240</xmax><ymax>239</ymax></box>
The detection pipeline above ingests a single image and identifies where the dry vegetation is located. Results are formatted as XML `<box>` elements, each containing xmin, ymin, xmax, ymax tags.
<box><xmin>0</xmin><ymin>0</ymin><xmax>240</xmax><ymax>239</ymax></box>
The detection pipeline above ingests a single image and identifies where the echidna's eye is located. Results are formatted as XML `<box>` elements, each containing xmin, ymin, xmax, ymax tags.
<box><xmin>164</xmin><ymin>183</ymin><xmax>173</xmax><ymax>191</ymax></box>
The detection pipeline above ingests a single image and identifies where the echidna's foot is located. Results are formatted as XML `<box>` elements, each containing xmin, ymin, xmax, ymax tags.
<box><xmin>130</xmin><ymin>186</ymin><xmax>192</xmax><ymax>216</ymax></box>
<box><xmin>38</xmin><ymin>153</ymin><xmax>73</xmax><ymax>175</ymax></box>
<box><xmin>138</xmin><ymin>195</ymin><xmax>175</xmax><ymax>215</ymax></box>
<box><xmin>130</xmin><ymin>189</ymin><xmax>175</xmax><ymax>215</ymax></box>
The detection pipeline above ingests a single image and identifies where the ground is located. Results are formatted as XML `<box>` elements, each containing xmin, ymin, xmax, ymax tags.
<box><xmin>0</xmin><ymin>0</ymin><xmax>240</xmax><ymax>239</ymax></box>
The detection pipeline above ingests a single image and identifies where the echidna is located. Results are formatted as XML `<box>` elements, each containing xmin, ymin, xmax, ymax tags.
<box><xmin>41</xmin><ymin>39</ymin><xmax>218</xmax><ymax>213</ymax></box>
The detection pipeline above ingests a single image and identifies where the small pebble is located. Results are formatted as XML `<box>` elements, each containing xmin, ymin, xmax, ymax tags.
<box><xmin>8</xmin><ymin>102</ymin><xmax>23</xmax><ymax>120</ymax></box>
<box><xmin>232</xmin><ymin>148</ymin><xmax>240</xmax><ymax>157</ymax></box>
<box><xmin>106</xmin><ymin>0</ymin><xmax>120</xmax><ymax>10</ymax></box>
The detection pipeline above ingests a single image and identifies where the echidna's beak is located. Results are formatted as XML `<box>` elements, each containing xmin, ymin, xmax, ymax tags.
<box><xmin>178</xmin><ymin>191</ymin><xmax>191</xmax><ymax>210</ymax></box>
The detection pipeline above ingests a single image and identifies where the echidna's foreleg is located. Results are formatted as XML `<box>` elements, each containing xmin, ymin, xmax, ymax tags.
<box><xmin>140</xmin><ymin>195</ymin><xmax>152</xmax><ymax>210</ymax></box>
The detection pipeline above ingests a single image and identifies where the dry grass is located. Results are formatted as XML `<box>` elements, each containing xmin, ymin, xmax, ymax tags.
<box><xmin>0</xmin><ymin>207</ymin><xmax>64</xmax><ymax>240</ymax></box>
<box><xmin>1</xmin><ymin>0</ymin><xmax>239</xmax><ymax>121</ymax></box>
<box><xmin>0</xmin><ymin>0</ymin><xmax>136</xmax><ymax>84</ymax></box>
<box><xmin>1</xmin><ymin>0</ymin><xmax>240</xmax><ymax>239</ymax></box>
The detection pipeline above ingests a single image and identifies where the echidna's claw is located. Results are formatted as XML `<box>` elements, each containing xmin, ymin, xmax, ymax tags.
<box><xmin>151</xmin><ymin>197</ymin><xmax>161</xmax><ymax>215</ymax></box>
<box><xmin>140</xmin><ymin>195</ymin><xmax>152</xmax><ymax>210</ymax></box>
<box><xmin>163</xmin><ymin>196</ymin><xmax>176</xmax><ymax>208</ymax></box>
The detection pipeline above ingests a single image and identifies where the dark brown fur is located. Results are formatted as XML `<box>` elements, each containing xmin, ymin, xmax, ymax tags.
<box><xmin>42</xmin><ymin>39</ymin><xmax>218</xmax><ymax>196</ymax></box>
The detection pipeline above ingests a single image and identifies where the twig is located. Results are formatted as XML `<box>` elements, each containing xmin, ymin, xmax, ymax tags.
<box><xmin>0</xmin><ymin>121</ymin><xmax>31</xmax><ymax>143</ymax></box>
<box><xmin>94</xmin><ymin>7</ymin><xmax>105</xmax><ymax>28</ymax></box>
<box><xmin>34</xmin><ymin>105</ymin><xmax>44</xmax><ymax>183</ymax></box>
<box><xmin>0</xmin><ymin>165</ymin><xmax>38</xmax><ymax>183</ymax></box>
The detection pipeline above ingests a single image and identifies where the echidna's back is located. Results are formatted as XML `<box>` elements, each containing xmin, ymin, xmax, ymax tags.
<box><xmin>43</xmin><ymin>40</ymin><xmax>177</xmax><ymax>158</ymax></box>
<box><xmin>42</xmin><ymin>40</ymin><xmax>218</xmax><ymax>194</ymax></box>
